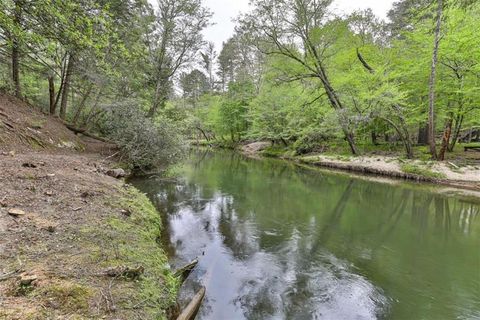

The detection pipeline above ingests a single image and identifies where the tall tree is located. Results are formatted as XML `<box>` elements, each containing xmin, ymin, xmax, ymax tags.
<box><xmin>387</xmin><ymin>0</ymin><xmax>431</xmax><ymax>38</ymax></box>
<box><xmin>217</xmin><ymin>38</ymin><xmax>237</xmax><ymax>92</ymax></box>
<box><xmin>200</xmin><ymin>41</ymin><xmax>216</xmax><ymax>91</ymax></box>
<box><xmin>11</xmin><ymin>0</ymin><xmax>23</xmax><ymax>97</ymax></box>
<box><xmin>180</xmin><ymin>69</ymin><xmax>209</xmax><ymax>106</ymax></box>
<box><xmin>243</xmin><ymin>0</ymin><xmax>359</xmax><ymax>154</ymax></box>
<box><xmin>428</xmin><ymin>0</ymin><xmax>443</xmax><ymax>159</ymax></box>
<box><xmin>147</xmin><ymin>0</ymin><xmax>212</xmax><ymax>117</ymax></box>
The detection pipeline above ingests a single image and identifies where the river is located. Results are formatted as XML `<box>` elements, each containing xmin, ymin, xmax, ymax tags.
<box><xmin>130</xmin><ymin>149</ymin><xmax>480</xmax><ymax>320</ymax></box>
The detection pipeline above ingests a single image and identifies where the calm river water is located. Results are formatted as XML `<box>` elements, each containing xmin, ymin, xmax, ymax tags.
<box><xmin>131</xmin><ymin>149</ymin><xmax>480</xmax><ymax>320</ymax></box>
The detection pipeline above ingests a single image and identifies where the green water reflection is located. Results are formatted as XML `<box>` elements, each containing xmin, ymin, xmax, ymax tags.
<box><xmin>131</xmin><ymin>149</ymin><xmax>480</xmax><ymax>320</ymax></box>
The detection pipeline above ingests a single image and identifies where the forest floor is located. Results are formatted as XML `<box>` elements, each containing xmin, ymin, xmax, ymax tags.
<box><xmin>0</xmin><ymin>94</ymin><xmax>177</xmax><ymax>319</ymax></box>
<box><xmin>236</xmin><ymin>141</ymin><xmax>480</xmax><ymax>191</ymax></box>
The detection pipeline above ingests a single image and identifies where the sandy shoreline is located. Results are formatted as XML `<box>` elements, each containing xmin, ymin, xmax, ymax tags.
<box><xmin>238</xmin><ymin>142</ymin><xmax>480</xmax><ymax>193</ymax></box>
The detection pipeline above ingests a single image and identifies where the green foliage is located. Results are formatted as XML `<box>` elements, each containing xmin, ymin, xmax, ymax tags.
<box><xmin>187</xmin><ymin>0</ymin><xmax>480</xmax><ymax>161</ymax></box>
<box><xmin>1</xmin><ymin>0</ymin><xmax>480</xmax><ymax>162</ymax></box>
<box><xmin>101</xmin><ymin>101</ymin><xmax>186</xmax><ymax>170</ymax></box>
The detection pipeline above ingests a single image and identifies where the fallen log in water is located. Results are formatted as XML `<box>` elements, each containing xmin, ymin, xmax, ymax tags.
<box><xmin>173</xmin><ymin>259</ymin><xmax>198</xmax><ymax>283</ymax></box>
<box><xmin>176</xmin><ymin>286</ymin><xmax>206</xmax><ymax>320</ymax></box>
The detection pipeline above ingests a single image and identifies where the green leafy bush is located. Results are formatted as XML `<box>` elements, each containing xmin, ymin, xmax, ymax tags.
<box><xmin>101</xmin><ymin>101</ymin><xmax>186</xmax><ymax>170</ymax></box>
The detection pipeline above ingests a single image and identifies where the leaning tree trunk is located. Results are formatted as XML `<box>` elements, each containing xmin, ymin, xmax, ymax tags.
<box><xmin>59</xmin><ymin>53</ymin><xmax>75</xmax><ymax>120</ymax></box>
<box><xmin>427</xmin><ymin>0</ymin><xmax>443</xmax><ymax>160</ymax></box>
<box><xmin>379</xmin><ymin>116</ymin><xmax>414</xmax><ymax>159</ymax></box>
<box><xmin>319</xmin><ymin>71</ymin><xmax>358</xmax><ymax>155</ymax></box>
<box><xmin>196</xmin><ymin>127</ymin><xmax>210</xmax><ymax>142</ymax></box>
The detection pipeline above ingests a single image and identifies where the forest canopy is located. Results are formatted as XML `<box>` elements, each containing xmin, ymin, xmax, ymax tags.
<box><xmin>1</xmin><ymin>0</ymin><xmax>479</xmax><ymax>164</ymax></box>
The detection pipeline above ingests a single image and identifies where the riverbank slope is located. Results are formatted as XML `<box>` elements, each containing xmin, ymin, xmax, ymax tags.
<box><xmin>0</xmin><ymin>94</ymin><xmax>177</xmax><ymax>319</ymax></box>
<box><xmin>193</xmin><ymin>140</ymin><xmax>480</xmax><ymax>191</ymax></box>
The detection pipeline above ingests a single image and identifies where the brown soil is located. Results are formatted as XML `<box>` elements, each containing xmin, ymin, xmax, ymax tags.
<box><xmin>0</xmin><ymin>94</ymin><xmax>175</xmax><ymax>319</ymax></box>
<box><xmin>0</xmin><ymin>93</ymin><xmax>85</xmax><ymax>152</ymax></box>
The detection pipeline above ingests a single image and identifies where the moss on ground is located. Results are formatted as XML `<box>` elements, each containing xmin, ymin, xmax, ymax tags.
<box><xmin>101</xmin><ymin>186</ymin><xmax>178</xmax><ymax>319</ymax></box>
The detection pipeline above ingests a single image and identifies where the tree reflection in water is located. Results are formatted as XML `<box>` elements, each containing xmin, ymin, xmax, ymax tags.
<box><xmin>130</xmin><ymin>150</ymin><xmax>480</xmax><ymax>320</ymax></box>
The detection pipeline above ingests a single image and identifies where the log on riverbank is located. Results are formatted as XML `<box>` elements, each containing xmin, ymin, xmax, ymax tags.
<box><xmin>176</xmin><ymin>286</ymin><xmax>206</xmax><ymax>320</ymax></box>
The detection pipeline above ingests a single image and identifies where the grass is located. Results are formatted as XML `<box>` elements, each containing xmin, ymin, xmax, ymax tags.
<box><xmin>104</xmin><ymin>186</ymin><xmax>178</xmax><ymax>318</ymax></box>
<box><xmin>400</xmin><ymin>163</ymin><xmax>446</xmax><ymax>180</ymax></box>
<box><xmin>50</xmin><ymin>186</ymin><xmax>178</xmax><ymax>320</ymax></box>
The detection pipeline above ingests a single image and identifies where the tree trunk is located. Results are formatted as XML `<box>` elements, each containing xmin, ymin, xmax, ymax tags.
<box><xmin>318</xmin><ymin>74</ymin><xmax>358</xmax><ymax>155</ymax></box>
<box><xmin>438</xmin><ymin>115</ymin><xmax>453</xmax><ymax>161</ymax></box>
<box><xmin>12</xmin><ymin>42</ymin><xmax>21</xmax><ymax>98</ymax></box>
<box><xmin>196</xmin><ymin>127</ymin><xmax>210</xmax><ymax>142</ymax></box>
<box><xmin>12</xmin><ymin>0</ymin><xmax>23</xmax><ymax>98</ymax></box>
<box><xmin>51</xmin><ymin>53</ymin><xmax>68</xmax><ymax>115</ymax></box>
<box><xmin>59</xmin><ymin>53</ymin><xmax>75</xmax><ymax>120</ymax></box>
<box><xmin>147</xmin><ymin>79</ymin><xmax>168</xmax><ymax>118</ymax></box>
<box><xmin>345</xmin><ymin>132</ymin><xmax>358</xmax><ymax>155</ymax></box>
<box><xmin>48</xmin><ymin>76</ymin><xmax>55</xmax><ymax>114</ymax></box>
<box><xmin>427</xmin><ymin>0</ymin><xmax>443</xmax><ymax>160</ymax></box>
<box><xmin>448</xmin><ymin>114</ymin><xmax>463</xmax><ymax>152</ymax></box>
<box><xmin>83</xmin><ymin>87</ymin><xmax>104</xmax><ymax>127</ymax></box>
<box><xmin>73</xmin><ymin>83</ymin><xmax>93</xmax><ymax>125</ymax></box>
<box><xmin>371</xmin><ymin>131</ymin><xmax>379</xmax><ymax>145</ymax></box>
<box><xmin>379</xmin><ymin>116</ymin><xmax>414</xmax><ymax>159</ymax></box>
<box><xmin>417</xmin><ymin>124</ymin><xmax>429</xmax><ymax>145</ymax></box>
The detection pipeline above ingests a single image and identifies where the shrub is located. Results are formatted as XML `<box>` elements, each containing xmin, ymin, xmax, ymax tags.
<box><xmin>101</xmin><ymin>101</ymin><xmax>187</xmax><ymax>170</ymax></box>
